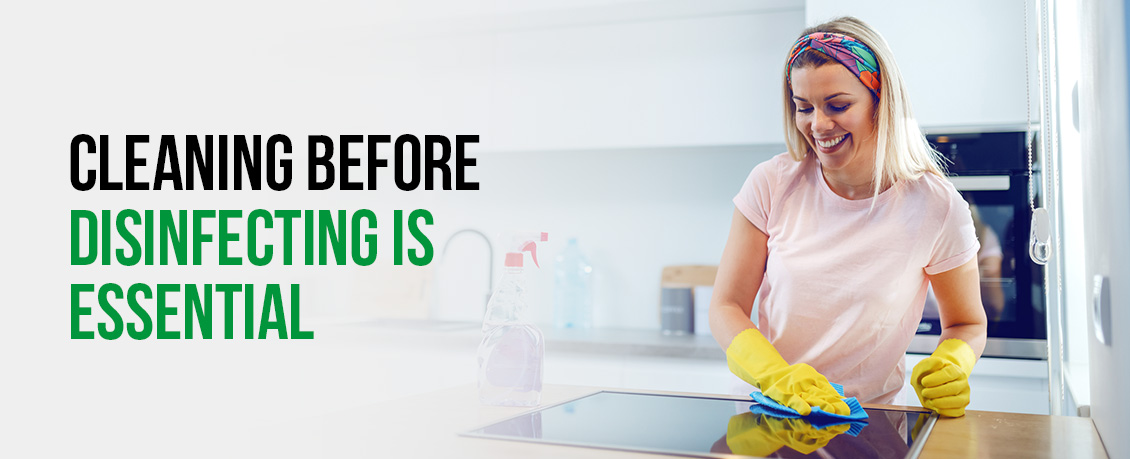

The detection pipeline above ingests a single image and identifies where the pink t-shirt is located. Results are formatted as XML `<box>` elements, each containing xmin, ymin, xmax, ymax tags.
<box><xmin>732</xmin><ymin>152</ymin><xmax>979</xmax><ymax>404</ymax></box>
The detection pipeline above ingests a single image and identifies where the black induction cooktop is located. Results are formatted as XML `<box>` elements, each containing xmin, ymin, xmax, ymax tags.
<box><xmin>463</xmin><ymin>391</ymin><xmax>938</xmax><ymax>458</ymax></box>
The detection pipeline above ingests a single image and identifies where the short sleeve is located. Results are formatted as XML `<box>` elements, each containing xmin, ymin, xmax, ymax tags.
<box><xmin>732</xmin><ymin>158</ymin><xmax>777</xmax><ymax>234</ymax></box>
<box><xmin>925</xmin><ymin>188</ymin><xmax>981</xmax><ymax>275</ymax></box>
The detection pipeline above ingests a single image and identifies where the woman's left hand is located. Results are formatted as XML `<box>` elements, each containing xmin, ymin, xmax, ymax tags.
<box><xmin>912</xmin><ymin>338</ymin><xmax>976</xmax><ymax>417</ymax></box>
<box><xmin>921</xmin><ymin>257</ymin><xmax>987</xmax><ymax>417</ymax></box>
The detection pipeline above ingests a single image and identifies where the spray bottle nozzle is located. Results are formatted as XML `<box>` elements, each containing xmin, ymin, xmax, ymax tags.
<box><xmin>503</xmin><ymin>232</ymin><xmax>549</xmax><ymax>268</ymax></box>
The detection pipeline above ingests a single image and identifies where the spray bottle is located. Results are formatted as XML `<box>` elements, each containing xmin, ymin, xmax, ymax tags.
<box><xmin>478</xmin><ymin>231</ymin><xmax>548</xmax><ymax>406</ymax></box>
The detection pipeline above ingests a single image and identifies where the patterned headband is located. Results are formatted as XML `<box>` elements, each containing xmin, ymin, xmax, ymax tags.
<box><xmin>787</xmin><ymin>32</ymin><xmax>881</xmax><ymax>96</ymax></box>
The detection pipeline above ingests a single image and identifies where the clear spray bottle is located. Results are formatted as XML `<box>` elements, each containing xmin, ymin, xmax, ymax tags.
<box><xmin>478</xmin><ymin>231</ymin><xmax>548</xmax><ymax>406</ymax></box>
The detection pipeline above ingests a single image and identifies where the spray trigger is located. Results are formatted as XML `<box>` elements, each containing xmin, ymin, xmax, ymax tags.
<box><xmin>522</xmin><ymin>241</ymin><xmax>539</xmax><ymax>268</ymax></box>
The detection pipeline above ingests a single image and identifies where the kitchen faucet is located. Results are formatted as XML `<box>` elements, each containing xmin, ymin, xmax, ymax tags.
<box><xmin>440</xmin><ymin>228</ymin><xmax>494</xmax><ymax>314</ymax></box>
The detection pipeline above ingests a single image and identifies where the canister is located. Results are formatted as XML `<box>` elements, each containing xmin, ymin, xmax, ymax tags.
<box><xmin>660</xmin><ymin>286</ymin><xmax>694</xmax><ymax>335</ymax></box>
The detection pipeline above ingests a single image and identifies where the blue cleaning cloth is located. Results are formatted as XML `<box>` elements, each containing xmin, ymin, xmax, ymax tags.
<box><xmin>748</xmin><ymin>383</ymin><xmax>869</xmax><ymax>436</ymax></box>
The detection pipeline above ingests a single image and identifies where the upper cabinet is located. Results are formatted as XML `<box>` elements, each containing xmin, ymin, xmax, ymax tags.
<box><xmin>477</xmin><ymin>3</ymin><xmax>806</xmax><ymax>151</ymax></box>
<box><xmin>333</xmin><ymin>1</ymin><xmax>806</xmax><ymax>152</ymax></box>
<box><xmin>806</xmin><ymin>0</ymin><xmax>1038</xmax><ymax>130</ymax></box>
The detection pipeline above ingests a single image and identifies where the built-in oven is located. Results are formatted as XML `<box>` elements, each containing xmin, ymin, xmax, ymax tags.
<box><xmin>909</xmin><ymin>130</ymin><xmax>1047</xmax><ymax>359</ymax></box>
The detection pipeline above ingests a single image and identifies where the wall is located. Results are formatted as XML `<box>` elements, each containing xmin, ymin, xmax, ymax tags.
<box><xmin>424</xmin><ymin>145</ymin><xmax>782</xmax><ymax>328</ymax></box>
<box><xmin>1078</xmin><ymin>0</ymin><xmax>1130</xmax><ymax>456</ymax></box>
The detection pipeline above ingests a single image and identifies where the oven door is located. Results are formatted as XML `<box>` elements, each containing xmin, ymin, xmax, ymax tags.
<box><xmin>910</xmin><ymin>174</ymin><xmax>1047</xmax><ymax>359</ymax></box>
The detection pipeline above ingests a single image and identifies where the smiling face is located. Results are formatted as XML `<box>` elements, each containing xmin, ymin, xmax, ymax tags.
<box><xmin>789</xmin><ymin>63</ymin><xmax>878</xmax><ymax>184</ymax></box>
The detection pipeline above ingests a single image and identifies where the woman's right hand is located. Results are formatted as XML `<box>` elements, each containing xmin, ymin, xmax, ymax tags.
<box><xmin>727</xmin><ymin>328</ymin><xmax>850</xmax><ymax>416</ymax></box>
<box><xmin>757</xmin><ymin>362</ymin><xmax>852</xmax><ymax>416</ymax></box>
<box><xmin>711</xmin><ymin>208</ymin><xmax>848</xmax><ymax>416</ymax></box>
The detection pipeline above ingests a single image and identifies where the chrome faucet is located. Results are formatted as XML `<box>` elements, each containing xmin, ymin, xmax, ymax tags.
<box><xmin>441</xmin><ymin>229</ymin><xmax>494</xmax><ymax>314</ymax></box>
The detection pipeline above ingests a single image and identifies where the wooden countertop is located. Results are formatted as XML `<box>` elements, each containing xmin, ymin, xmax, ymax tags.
<box><xmin>253</xmin><ymin>384</ymin><xmax>1106</xmax><ymax>458</ymax></box>
<box><xmin>920</xmin><ymin>406</ymin><xmax>1106</xmax><ymax>458</ymax></box>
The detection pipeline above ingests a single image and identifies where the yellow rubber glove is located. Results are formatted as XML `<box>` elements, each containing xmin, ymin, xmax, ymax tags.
<box><xmin>912</xmin><ymin>338</ymin><xmax>976</xmax><ymax>417</ymax></box>
<box><xmin>725</xmin><ymin>412</ymin><xmax>851</xmax><ymax>456</ymax></box>
<box><xmin>726</xmin><ymin>328</ymin><xmax>850</xmax><ymax>416</ymax></box>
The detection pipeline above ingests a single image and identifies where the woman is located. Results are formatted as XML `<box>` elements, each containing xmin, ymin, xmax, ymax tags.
<box><xmin>709</xmin><ymin>16</ymin><xmax>988</xmax><ymax>418</ymax></box>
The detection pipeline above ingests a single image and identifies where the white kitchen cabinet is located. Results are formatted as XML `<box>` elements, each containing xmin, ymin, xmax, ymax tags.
<box><xmin>805</xmin><ymin>0</ymin><xmax>1038</xmax><ymax>129</ymax></box>
<box><xmin>344</xmin><ymin>1</ymin><xmax>807</xmax><ymax>152</ymax></box>
<box><xmin>479</xmin><ymin>6</ymin><xmax>806</xmax><ymax>151</ymax></box>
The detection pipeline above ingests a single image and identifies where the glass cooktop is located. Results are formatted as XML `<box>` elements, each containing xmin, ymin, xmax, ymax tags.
<box><xmin>463</xmin><ymin>391</ymin><xmax>938</xmax><ymax>458</ymax></box>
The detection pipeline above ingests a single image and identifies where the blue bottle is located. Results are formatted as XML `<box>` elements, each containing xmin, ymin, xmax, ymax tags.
<box><xmin>553</xmin><ymin>238</ymin><xmax>593</xmax><ymax>329</ymax></box>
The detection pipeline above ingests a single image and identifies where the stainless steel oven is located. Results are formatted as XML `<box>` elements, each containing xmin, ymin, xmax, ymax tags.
<box><xmin>909</xmin><ymin>130</ymin><xmax>1047</xmax><ymax>359</ymax></box>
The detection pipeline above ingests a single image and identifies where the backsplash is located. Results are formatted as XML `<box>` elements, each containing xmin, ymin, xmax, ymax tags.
<box><xmin>330</xmin><ymin>144</ymin><xmax>784</xmax><ymax>329</ymax></box>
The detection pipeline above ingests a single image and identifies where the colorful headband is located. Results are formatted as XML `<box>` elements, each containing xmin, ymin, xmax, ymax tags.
<box><xmin>787</xmin><ymin>32</ymin><xmax>880</xmax><ymax>96</ymax></box>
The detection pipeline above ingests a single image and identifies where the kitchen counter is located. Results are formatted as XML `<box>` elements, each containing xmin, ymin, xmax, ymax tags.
<box><xmin>251</xmin><ymin>383</ymin><xmax>1106</xmax><ymax>458</ymax></box>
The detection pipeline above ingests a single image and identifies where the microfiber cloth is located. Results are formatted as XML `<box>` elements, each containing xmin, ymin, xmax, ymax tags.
<box><xmin>748</xmin><ymin>383</ymin><xmax>870</xmax><ymax>436</ymax></box>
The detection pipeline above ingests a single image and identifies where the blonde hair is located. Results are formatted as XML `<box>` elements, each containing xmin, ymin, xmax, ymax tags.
<box><xmin>781</xmin><ymin>17</ymin><xmax>946</xmax><ymax>198</ymax></box>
